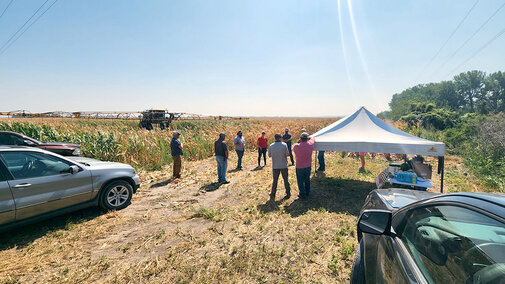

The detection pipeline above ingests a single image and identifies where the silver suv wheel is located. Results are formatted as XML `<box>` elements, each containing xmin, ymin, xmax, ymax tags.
<box><xmin>99</xmin><ymin>180</ymin><xmax>133</xmax><ymax>210</ymax></box>
<box><xmin>107</xmin><ymin>185</ymin><xmax>130</xmax><ymax>207</ymax></box>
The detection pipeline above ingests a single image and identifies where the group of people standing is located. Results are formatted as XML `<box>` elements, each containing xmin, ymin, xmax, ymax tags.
<box><xmin>169</xmin><ymin>128</ymin><xmax>319</xmax><ymax>201</ymax></box>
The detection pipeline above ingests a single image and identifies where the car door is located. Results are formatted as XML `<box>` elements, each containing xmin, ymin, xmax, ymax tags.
<box><xmin>0</xmin><ymin>150</ymin><xmax>93</xmax><ymax>221</ymax></box>
<box><xmin>394</xmin><ymin>204</ymin><xmax>505</xmax><ymax>283</ymax></box>
<box><xmin>371</xmin><ymin>233</ymin><xmax>418</xmax><ymax>283</ymax></box>
<box><xmin>0</xmin><ymin>160</ymin><xmax>15</xmax><ymax>225</ymax></box>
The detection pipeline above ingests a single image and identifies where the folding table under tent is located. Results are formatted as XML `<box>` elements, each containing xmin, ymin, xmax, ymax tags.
<box><xmin>311</xmin><ymin>107</ymin><xmax>446</xmax><ymax>192</ymax></box>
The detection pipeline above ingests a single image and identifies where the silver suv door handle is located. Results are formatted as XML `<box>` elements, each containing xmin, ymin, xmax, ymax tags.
<box><xmin>14</xmin><ymin>183</ymin><xmax>32</xmax><ymax>188</ymax></box>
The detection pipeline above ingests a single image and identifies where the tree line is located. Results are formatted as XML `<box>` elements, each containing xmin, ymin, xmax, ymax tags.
<box><xmin>379</xmin><ymin>70</ymin><xmax>505</xmax><ymax>190</ymax></box>
<box><xmin>380</xmin><ymin>70</ymin><xmax>505</xmax><ymax>122</ymax></box>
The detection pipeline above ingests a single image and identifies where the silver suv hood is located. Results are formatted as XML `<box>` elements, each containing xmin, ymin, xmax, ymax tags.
<box><xmin>68</xmin><ymin>157</ymin><xmax>133</xmax><ymax>170</ymax></box>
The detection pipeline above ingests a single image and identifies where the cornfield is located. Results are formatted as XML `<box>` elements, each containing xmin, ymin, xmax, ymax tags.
<box><xmin>0</xmin><ymin>118</ymin><xmax>336</xmax><ymax>171</ymax></box>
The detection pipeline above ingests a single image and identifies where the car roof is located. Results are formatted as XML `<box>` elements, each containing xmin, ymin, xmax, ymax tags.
<box><xmin>0</xmin><ymin>145</ymin><xmax>44</xmax><ymax>152</ymax></box>
<box><xmin>0</xmin><ymin>131</ymin><xmax>24</xmax><ymax>136</ymax></box>
<box><xmin>438</xmin><ymin>192</ymin><xmax>505</xmax><ymax>207</ymax></box>
<box><xmin>376</xmin><ymin>188</ymin><xmax>505</xmax><ymax>210</ymax></box>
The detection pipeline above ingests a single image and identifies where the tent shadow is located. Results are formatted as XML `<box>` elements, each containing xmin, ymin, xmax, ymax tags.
<box><xmin>0</xmin><ymin>208</ymin><xmax>102</xmax><ymax>251</ymax></box>
<box><xmin>283</xmin><ymin>176</ymin><xmax>375</xmax><ymax>218</ymax></box>
<box><xmin>199</xmin><ymin>182</ymin><xmax>223</xmax><ymax>192</ymax></box>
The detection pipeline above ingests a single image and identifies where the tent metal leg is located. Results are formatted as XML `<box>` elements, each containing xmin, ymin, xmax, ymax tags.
<box><xmin>438</xmin><ymin>156</ymin><xmax>445</xmax><ymax>193</ymax></box>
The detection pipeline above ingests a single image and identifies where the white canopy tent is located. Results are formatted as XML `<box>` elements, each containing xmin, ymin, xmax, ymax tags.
<box><xmin>311</xmin><ymin>107</ymin><xmax>446</xmax><ymax>192</ymax></box>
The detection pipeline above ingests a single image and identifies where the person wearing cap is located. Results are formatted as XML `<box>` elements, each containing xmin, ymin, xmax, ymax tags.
<box><xmin>257</xmin><ymin>131</ymin><xmax>268</xmax><ymax>167</ymax></box>
<box><xmin>292</xmin><ymin>132</ymin><xmax>315</xmax><ymax>199</ymax></box>
<box><xmin>282</xmin><ymin>128</ymin><xmax>294</xmax><ymax>166</ymax></box>
<box><xmin>268</xmin><ymin>133</ymin><xmax>291</xmax><ymax>201</ymax></box>
<box><xmin>214</xmin><ymin>133</ymin><xmax>230</xmax><ymax>184</ymax></box>
<box><xmin>170</xmin><ymin>131</ymin><xmax>183</xmax><ymax>178</ymax></box>
<box><xmin>234</xmin><ymin>130</ymin><xmax>245</xmax><ymax>170</ymax></box>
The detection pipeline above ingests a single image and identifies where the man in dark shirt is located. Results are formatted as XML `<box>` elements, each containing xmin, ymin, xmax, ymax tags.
<box><xmin>282</xmin><ymin>128</ymin><xmax>294</xmax><ymax>165</ymax></box>
<box><xmin>170</xmin><ymin>131</ymin><xmax>183</xmax><ymax>178</ymax></box>
<box><xmin>214</xmin><ymin>133</ymin><xmax>230</xmax><ymax>184</ymax></box>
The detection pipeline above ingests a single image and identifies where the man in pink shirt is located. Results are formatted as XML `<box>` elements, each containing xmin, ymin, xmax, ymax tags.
<box><xmin>292</xmin><ymin>132</ymin><xmax>315</xmax><ymax>199</ymax></box>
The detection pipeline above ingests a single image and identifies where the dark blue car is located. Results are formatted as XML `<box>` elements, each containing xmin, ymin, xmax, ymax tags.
<box><xmin>351</xmin><ymin>188</ymin><xmax>505</xmax><ymax>283</ymax></box>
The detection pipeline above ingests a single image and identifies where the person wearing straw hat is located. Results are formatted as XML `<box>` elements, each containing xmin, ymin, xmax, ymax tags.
<box><xmin>292</xmin><ymin>132</ymin><xmax>315</xmax><ymax>199</ymax></box>
<box><xmin>170</xmin><ymin>131</ymin><xmax>183</xmax><ymax>178</ymax></box>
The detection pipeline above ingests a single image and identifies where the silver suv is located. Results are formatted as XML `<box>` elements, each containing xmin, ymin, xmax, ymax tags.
<box><xmin>0</xmin><ymin>146</ymin><xmax>140</xmax><ymax>231</ymax></box>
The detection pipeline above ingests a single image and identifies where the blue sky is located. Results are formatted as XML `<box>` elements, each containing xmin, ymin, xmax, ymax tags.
<box><xmin>1</xmin><ymin>0</ymin><xmax>504</xmax><ymax>116</ymax></box>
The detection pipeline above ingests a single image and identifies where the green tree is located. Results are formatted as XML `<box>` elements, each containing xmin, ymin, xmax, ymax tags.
<box><xmin>437</xmin><ymin>81</ymin><xmax>462</xmax><ymax>111</ymax></box>
<box><xmin>485</xmin><ymin>71</ymin><xmax>505</xmax><ymax>113</ymax></box>
<box><xmin>454</xmin><ymin>70</ymin><xmax>486</xmax><ymax>113</ymax></box>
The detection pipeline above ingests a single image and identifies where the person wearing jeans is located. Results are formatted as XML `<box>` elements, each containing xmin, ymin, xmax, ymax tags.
<box><xmin>282</xmin><ymin>128</ymin><xmax>295</xmax><ymax>165</ymax></box>
<box><xmin>295</xmin><ymin>167</ymin><xmax>311</xmax><ymax>197</ymax></box>
<box><xmin>317</xmin><ymin>151</ymin><xmax>325</xmax><ymax>172</ymax></box>
<box><xmin>257</xmin><ymin>131</ymin><xmax>268</xmax><ymax>167</ymax></box>
<box><xmin>234</xmin><ymin>130</ymin><xmax>245</xmax><ymax>170</ymax></box>
<box><xmin>292</xmin><ymin>133</ymin><xmax>315</xmax><ymax>199</ymax></box>
<box><xmin>214</xmin><ymin>133</ymin><xmax>230</xmax><ymax>184</ymax></box>
<box><xmin>268</xmin><ymin>134</ymin><xmax>291</xmax><ymax>201</ymax></box>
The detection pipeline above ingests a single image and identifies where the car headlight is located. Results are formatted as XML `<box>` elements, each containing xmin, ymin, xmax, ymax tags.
<box><xmin>72</xmin><ymin>148</ymin><xmax>81</xmax><ymax>156</ymax></box>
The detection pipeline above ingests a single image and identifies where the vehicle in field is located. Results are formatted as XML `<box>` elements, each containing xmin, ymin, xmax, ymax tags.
<box><xmin>138</xmin><ymin>109</ymin><xmax>177</xmax><ymax>130</ymax></box>
<box><xmin>0</xmin><ymin>146</ymin><xmax>140</xmax><ymax>231</ymax></box>
<box><xmin>0</xmin><ymin>131</ymin><xmax>81</xmax><ymax>156</ymax></box>
<box><xmin>351</xmin><ymin>188</ymin><xmax>505</xmax><ymax>283</ymax></box>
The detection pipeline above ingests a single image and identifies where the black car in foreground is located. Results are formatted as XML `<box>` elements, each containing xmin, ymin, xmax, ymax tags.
<box><xmin>351</xmin><ymin>188</ymin><xmax>505</xmax><ymax>283</ymax></box>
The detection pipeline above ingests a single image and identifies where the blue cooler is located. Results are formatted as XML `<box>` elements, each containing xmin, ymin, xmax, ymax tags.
<box><xmin>396</xmin><ymin>172</ymin><xmax>417</xmax><ymax>184</ymax></box>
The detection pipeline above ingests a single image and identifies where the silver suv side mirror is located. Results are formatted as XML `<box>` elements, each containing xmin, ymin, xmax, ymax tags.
<box><xmin>358</xmin><ymin>210</ymin><xmax>392</xmax><ymax>235</ymax></box>
<box><xmin>69</xmin><ymin>165</ymin><xmax>80</xmax><ymax>174</ymax></box>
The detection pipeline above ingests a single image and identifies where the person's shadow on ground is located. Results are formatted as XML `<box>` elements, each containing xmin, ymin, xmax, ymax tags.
<box><xmin>150</xmin><ymin>178</ymin><xmax>176</xmax><ymax>188</ymax></box>
<box><xmin>251</xmin><ymin>166</ymin><xmax>264</xmax><ymax>171</ymax></box>
<box><xmin>282</xmin><ymin>176</ymin><xmax>375</xmax><ymax>218</ymax></box>
<box><xmin>199</xmin><ymin>182</ymin><xmax>223</xmax><ymax>192</ymax></box>
<box><xmin>257</xmin><ymin>199</ymin><xmax>282</xmax><ymax>213</ymax></box>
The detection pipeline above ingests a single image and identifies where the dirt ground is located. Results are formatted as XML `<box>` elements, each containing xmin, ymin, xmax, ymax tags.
<box><xmin>0</xmin><ymin>152</ymin><xmax>486</xmax><ymax>283</ymax></box>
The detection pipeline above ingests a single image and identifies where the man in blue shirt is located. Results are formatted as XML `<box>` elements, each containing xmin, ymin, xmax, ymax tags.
<box><xmin>214</xmin><ymin>133</ymin><xmax>230</xmax><ymax>184</ymax></box>
<box><xmin>282</xmin><ymin>128</ymin><xmax>295</xmax><ymax>166</ymax></box>
<box><xmin>170</xmin><ymin>131</ymin><xmax>183</xmax><ymax>178</ymax></box>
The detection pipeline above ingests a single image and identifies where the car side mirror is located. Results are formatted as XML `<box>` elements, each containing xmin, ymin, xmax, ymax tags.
<box><xmin>358</xmin><ymin>210</ymin><xmax>392</xmax><ymax>235</ymax></box>
<box><xmin>69</xmin><ymin>165</ymin><xmax>80</xmax><ymax>174</ymax></box>
<box><xmin>23</xmin><ymin>139</ymin><xmax>36</xmax><ymax>146</ymax></box>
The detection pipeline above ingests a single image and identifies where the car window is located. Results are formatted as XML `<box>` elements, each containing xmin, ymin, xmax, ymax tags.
<box><xmin>400</xmin><ymin>205</ymin><xmax>505</xmax><ymax>283</ymax></box>
<box><xmin>0</xmin><ymin>151</ymin><xmax>72</xmax><ymax>179</ymax></box>
<box><xmin>0</xmin><ymin>133</ymin><xmax>23</xmax><ymax>145</ymax></box>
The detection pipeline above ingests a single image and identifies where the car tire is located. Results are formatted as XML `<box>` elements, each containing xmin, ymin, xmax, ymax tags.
<box><xmin>146</xmin><ymin>122</ymin><xmax>153</xmax><ymax>130</ymax></box>
<box><xmin>350</xmin><ymin>240</ymin><xmax>366</xmax><ymax>284</ymax></box>
<box><xmin>99</xmin><ymin>180</ymin><xmax>133</xmax><ymax>211</ymax></box>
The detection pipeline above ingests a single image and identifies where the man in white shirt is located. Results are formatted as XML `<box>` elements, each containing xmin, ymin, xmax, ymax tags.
<box><xmin>268</xmin><ymin>133</ymin><xmax>291</xmax><ymax>201</ymax></box>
